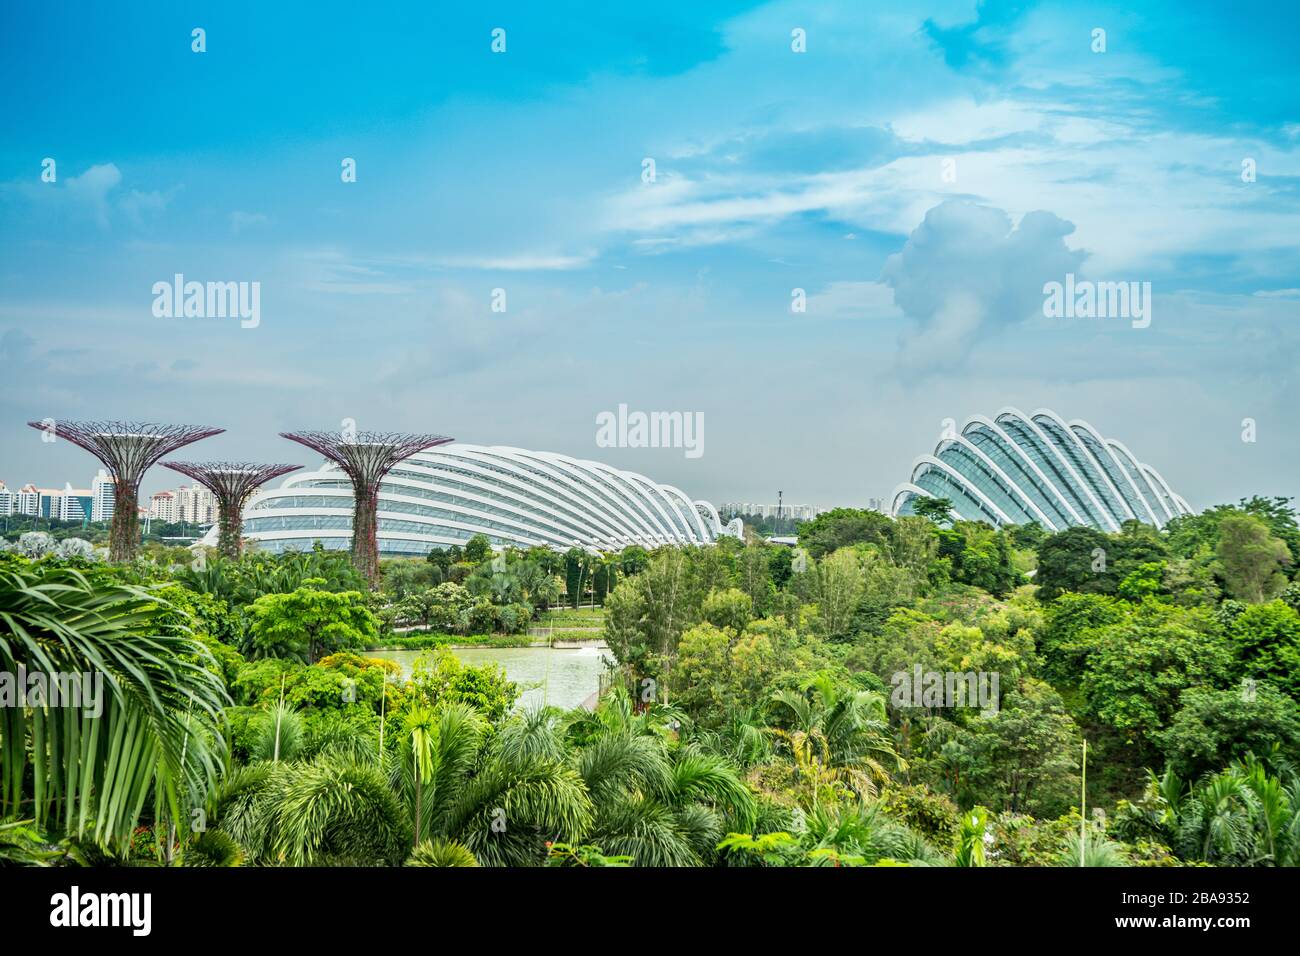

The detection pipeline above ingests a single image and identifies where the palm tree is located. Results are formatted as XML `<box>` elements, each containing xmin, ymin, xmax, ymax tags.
<box><xmin>390</xmin><ymin>703</ymin><xmax>488</xmax><ymax>850</ymax></box>
<box><xmin>397</xmin><ymin>704</ymin><xmax>475</xmax><ymax>847</ymax></box>
<box><xmin>438</xmin><ymin>708</ymin><xmax>592</xmax><ymax>866</ymax></box>
<box><xmin>270</xmin><ymin>756</ymin><xmax>410</xmax><ymax>865</ymax></box>
<box><xmin>1172</xmin><ymin>758</ymin><xmax>1300</xmax><ymax>866</ymax></box>
<box><xmin>0</xmin><ymin>563</ymin><xmax>228</xmax><ymax>851</ymax></box>
<box><xmin>769</xmin><ymin>676</ymin><xmax>902</xmax><ymax>801</ymax></box>
<box><xmin>406</xmin><ymin>839</ymin><xmax>478</xmax><ymax>866</ymax></box>
<box><xmin>567</xmin><ymin>691</ymin><xmax>755</xmax><ymax>866</ymax></box>
<box><xmin>204</xmin><ymin>703</ymin><xmax>592</xmax><ymax>867</ymax></box>
<box><xmin>1059</xmin><ymin>830</ymin><xmax>1127</xmax><ymax>866</ymax></box>
<box><xmin>720</xmin><ymin>802</ymin><xmax>944</xmax><ymax>867</ymax></box>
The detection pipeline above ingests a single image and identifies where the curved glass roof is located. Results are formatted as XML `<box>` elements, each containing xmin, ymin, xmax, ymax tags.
<box><xmin>229</xmin><ymin>443</ymin><xmax>730</xmax><ymax>556</ymax></box>
<box><xmin>892</xmin><ymin>407</ymin><xmax>1193</xmax><ymax>531</ymax></box>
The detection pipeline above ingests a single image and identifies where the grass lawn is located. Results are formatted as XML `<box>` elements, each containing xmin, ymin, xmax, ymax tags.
<box><xmin>538</xmin><ymin>606</ymin><xmax>606</xmax><ymax>627</ymax></box>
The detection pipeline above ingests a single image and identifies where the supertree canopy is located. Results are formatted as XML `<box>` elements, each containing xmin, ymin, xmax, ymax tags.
<box><xmin>27</xmin><ymin>420</ymin><xmax>223</xmax><ymax>561</ymax></box>
<box><xmin>279</xmin><ymin>429</ymin><xmax>453</xmax><ymax>583</ymax></box>
<box><xmin>161</xmin><ymin>461</ymin><xmax>302</xmax><ymax>559</ymax></box>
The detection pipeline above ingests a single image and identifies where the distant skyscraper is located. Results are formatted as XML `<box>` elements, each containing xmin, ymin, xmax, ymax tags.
<box><xmin>149</xmin><ymin>490</ymin><xmax>177</xmax><ymax>523</ymax></box>
<box><xmin>33</xmin><ymin>483</ymin><xmax>93</xmax><ymax>522</ymax></box>
<box><xmin>720</xmin><ymin>501</ymin><xmax>827</xmax><ymax>521</ymax></box>
<box><xmin>14</xmin><ymin>484</ymin><xmax>39</xmax><ymax>517</ymax></box>
<box><xmin>173</xmin><ymin>483</ymin><xmax>218</xmax><ymax>524</ymax></box>
<box><xmin>91</xmin><ymin>469</ymin><xmax>116</xmax><ymax>522</ymax></box>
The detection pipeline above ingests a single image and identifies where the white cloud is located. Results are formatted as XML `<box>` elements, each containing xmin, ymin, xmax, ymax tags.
<box><xmin>881</xmin><ymin>200</ymin><xmax>1085</xmax><ymax>372</ymax></box>
<box><xmin>64</xmin><ymin>163</ymin><xmax>122</xmax><ymax>227</ymax></box>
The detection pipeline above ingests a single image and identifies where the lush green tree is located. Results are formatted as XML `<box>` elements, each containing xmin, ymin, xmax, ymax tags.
<box><xmin>1035</xmin><ymin>526</ymin><xmax>1113</xmax><ymax>600</ymax></box>
<box><xmin>1125</xmin><ymin>759</ymin><xmax>1300</xmax><ymax>866</ymax></box>
<box><xmin>246</xmin><ymin>584</ymin><xmax>379</xmax><ymax>663</ymax></box>
<box><xmin>1039</xmin><ymin>592</ymin><xmax>1126</xmax><ymax>685</ymax></box>
<box><xmin>212</xmin><ymin>756</ymin><xmax>410</xmax><ymax>866</ymax></box>
<box><xmin>887</xmin><ymin>517</ymin><xmax>938</xmax><ymax>582</ymax></box>
<box><xmin>799</xmin><ymin>508</ymin><xmax>893</xmax><ymax>560</ymax></box>
<box><xmin>616</xmin><ymin>545</ymin><xmax>650</xmax><ymax>575</ymax></box>
<box><xmin>1216</xmin><ymin>514</ymin><xmax>1291</xmax><ymax>603</ymax></box>
<box><xmin>1081</xmin><ymin>611</ymin><xmax>1233</xmax><ymax>753</ymax></box>
<box><xmin>936</xmin><ymin>522</ymin><xmax>1021</xmax><ymax>597</ymax></box>
<box><xmin>380</xmin><ymin>559</ymin><xmax>438</xmax><ymax>601</ymax></box>
<box><xmin>1157</xmin><ymin>684</ymin><xmax>1300</xmax><ymax>780</ymax></box>
<box><xmin>735</xmin><ymin>545</ymin><xmax>775</xmax><ymax>613</ymax></box>
<box><xmin>768</xmin><ymin>546</ymin><xmax>794</xmax><ymax>589</ymax></box>
<box><xmin>701</xmin><ymin>587</ymin><xmax>753</xmax><ymax>633</ymax></box>
<box><xmin>406</xmin><ymin>648</ymin><xmax>519</xmax><ymax>722</ymax></box>
<box><xmin>1117</xmin><ymin>561</ymin><xmax>1165</xmax><ymax>601</ymax></box>
<box><xmin>1006</xmin><ymin>521</ymin><xmax>1047</xmax><ymax>551</ymax></box>
<box><xmin>463</xmin><ymin>534</ymin><xmax>493</xmax><ymax>564</ymax></box>
<box><xmin>804</xmin><ymin>548</ymin><xmax>865</xmax><ymax>641</ymax></box>
<box><xmin>563</xmin><ymin>548</ymin><xmax>595</xmax><ymax>608</ymax></box>
<box><xmin>602</xmin><ymin>548</ymin><xmax>720</xmax><ymax>696</ymax></box>
<box><xmin>768</xmin><ymin>676</ymin><xmax>900</xmax><ymax>802</ymax></box>
<box><xmin>178</xmin><ymin>547</ymin><xmax>368</xmax><ymax>606</ymax></box>
<box><xmin>569</xmin><ymin>692</ymin><xmax>755</xmax><ymax>866</ymax></box>
<box><xmin>1162</xmin><ymin>556</ymin><xmax>1220</xmax><ymax>607</ymax></box>
<box><xmin>1227</xmin><ymin>600</ymin><xmax>1300</xmax><ymax>699</ymax></box>
<box><xmin>673</xmin><ymin>617</ymin><xmax>797</xmax><ymax>721</ymax></box>
<box><xmin>945</xmin><ymin>679</ymin><xmax>1081</xmax><ymax>817</ymax></box>
<box><xmin>1167</xmin><ymin>496</ymin><xmax>1300</xmax><ymax>567</ymax></box>
<box><xmin>912</xmin><ymin>496</ymin><xmax>955</xmax><ymax>525</ymax></box>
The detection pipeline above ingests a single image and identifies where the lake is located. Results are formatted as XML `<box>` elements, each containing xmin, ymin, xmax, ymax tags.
<box><xmin>366</xmin><ymin>645</ymin><xmax>612</xmax><ymax>712</ymax></box>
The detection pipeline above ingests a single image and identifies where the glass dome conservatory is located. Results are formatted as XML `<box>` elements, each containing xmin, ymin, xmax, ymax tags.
<box><xmin>891</xmin><ymin>407</ymin><xmax>1193</xmax><ymax>531</ymax></box>
<box><xmin>224</xmin><ymin>443</ymin><xmax>739</xmax><ymax>556</ymax></box>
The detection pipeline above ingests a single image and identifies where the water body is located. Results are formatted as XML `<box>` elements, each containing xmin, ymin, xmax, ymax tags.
<box><xmin>367</xmin><ymin>645</ymin><xmax>611</xmax><ymax>712</ymax></box>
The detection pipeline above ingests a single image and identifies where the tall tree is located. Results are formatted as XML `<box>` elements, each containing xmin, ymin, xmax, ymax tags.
<box><xmin>1216</xmin><ymin>514</ymin><xmax>1291</xmax><ymax>602</ymax></box>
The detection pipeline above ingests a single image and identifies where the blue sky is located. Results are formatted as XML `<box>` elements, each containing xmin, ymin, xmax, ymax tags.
<box><xmin>1</xmin><ymin>0</ymin><xmax>1297</xmax><ymax>509</ymax></box>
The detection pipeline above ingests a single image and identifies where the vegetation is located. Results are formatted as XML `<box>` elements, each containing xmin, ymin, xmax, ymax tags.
<box><xmin>1</xmin><ymin>495</ymin><xmax>1297</xmax><ymax>867</ymax></box>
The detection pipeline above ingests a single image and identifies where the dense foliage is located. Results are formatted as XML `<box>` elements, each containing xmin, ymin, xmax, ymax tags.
<box><xmin>1</xmin><ymin>495</ymin><xmax>1297</xmax><ymax>867</ymax></box>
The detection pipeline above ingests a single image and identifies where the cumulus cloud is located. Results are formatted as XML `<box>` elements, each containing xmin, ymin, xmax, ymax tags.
<box><xmin>881</xmin><ymin>200</ymin><xmax>1084</xmax><ymax>372</ymax></box>
<box><xmin>64</xmin><ymin>163</ymin><xmax>122</xmax><ymax>227</ymax></box>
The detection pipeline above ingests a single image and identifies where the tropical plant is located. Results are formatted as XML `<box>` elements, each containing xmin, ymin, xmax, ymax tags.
<box><xmin>0</xmin><ymin>563</ymin><xmax>228</xmax><ymax>851</ymax></box>
<box><xmin>405</xmin><ymin>838</ymin><xmax>479</xmax><ymax>866</ymax></box>
<box><xmin>769</xmin><ymin>676</ymin><xmax>901</xmax><ymax>801</ymax></box>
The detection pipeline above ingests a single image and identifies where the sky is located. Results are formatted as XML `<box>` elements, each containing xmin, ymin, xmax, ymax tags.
<box><xmin>1</xmin><ymin>0</ymin><xmax>1297</xmax><ymax>511</ymax></box>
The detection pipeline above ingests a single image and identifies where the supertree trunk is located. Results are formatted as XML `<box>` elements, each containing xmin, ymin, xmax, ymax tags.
<box><xmin>110</xmin><ymin>479</ymin><xmax>141</xmax><ymax>561</ymax></box>
<box><xmin>216</xmin><ymin>506</ymin><xmax>243</xmax><ymax>559</ymax></box>
<box><xmin>351</xmin><ymin>487</ymin><xmax>381</xmax><ymax>583</ymax></box>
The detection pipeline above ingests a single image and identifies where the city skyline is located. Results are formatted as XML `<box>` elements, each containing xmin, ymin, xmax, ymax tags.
<box><xmin>2</xmin><ymin>1</ymin><xmax>1296</xmax><ymax>511</ymax></box>
<box><xmin>0</xmin><ymin>469</ymin><xmax>218</xmax><ymax>524</ymax></box>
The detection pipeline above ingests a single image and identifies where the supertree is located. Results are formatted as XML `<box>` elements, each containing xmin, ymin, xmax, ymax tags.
<box><xmin>27</xmin><ymin>420</ymin><xmax>224</xmax><ymax>561</ymax></box>
<box><xmin>160</xmin><ymin>461</ymin><xmax>302</xmax><ymax>559</ymax></box>
<box><xmin>279</xmin><ymin>429</ymin><xmax>453</xmax><ymax>584</ymax></box>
